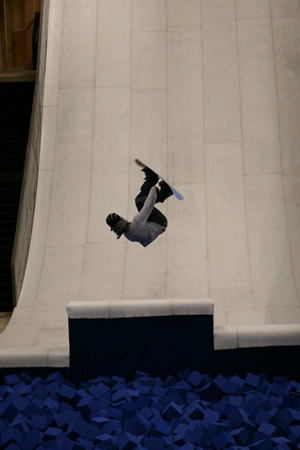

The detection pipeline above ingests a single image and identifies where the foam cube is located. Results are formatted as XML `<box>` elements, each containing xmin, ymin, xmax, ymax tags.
<box><xmin>278</xmin><ymin>408</ymin><xmax>300</xmax><ymax>427</ymax></box>
<box><xmin>4</xmin><ymin>374</ymin><xmax>20</xmax><ymax>386</ymax></box>
<box><xmin>106</xmin><ymin>406</ymin><xmax>122</xmax><ymax>420</ymax></box>
<box><xmin>100</xmin><ymin>419</ymin><xmax>122</xmax><ymax>436</ymax></box>
<box><xmin>249</xmin><ymin>438</ymin><xmax>273</xmax><ymax>449</ymax></box>
<box><xmin>118</xmin><ymin>432</ymin><xmax>142</xmax><ymax>449</ymax></box>
<box><xmin>202</xmin><ymin>408</ymin><xmax>220</xmax><ymax>427</ymax></box>
<box><xmin>66</xmin><ymin>419</ymin><xmax>90</xmax><ymax>440</ymax></box>
<box><xmin>77</xmin><ymin>395</ymin><xmax>98</xmax><ymax>416</ymax></box>
<box><xmin>212</xmin><ymin>374</ymin><xmax>228</xmax><ymax>394</ymax></box>
<box><xmin>186</xmin><ymin>371</ymin><xmax>203</xmax><ymax>387</ymax></box>
<box><xmin>183</xmin><ymin>426</ymin><xmax>204</xmax><ymax>445</ymax></box>
<box><xmin>162</xmin><ymin>401</ymin><xmax>183</xmax><ymax>421</ymax></box>
<box><xmin>254</xmin><ymin>409</ymin><xmax>273</xmax><ymax>426</ymax></box>
<box><xmin>271</xmin><ymin>436</ymin><xmax>291</xmax><ymax>448</ymax></box>
<box><xmin>123</xmin><ymin>419</ymin><xmax>146</xmax><ymax>436</ymax></box>
<box><xmin>241</xmin><ymin>418</ymin><xmax>257</xmax><ymax>435</ymax></box>
<box><xmin>135</xmin><ymin>394</ymin><xmax>152</xmax><ymax>409</ymax></box>
<box><xmin>256</xmin><ymin>421</ymin><xmax>277</xmax><ymax>437</ymax></box>
<box><xmin>58</xmin><ymin>384</ymin><xmax>77</xmax><ymax>402</ymax></box>
<box><xmin>184</xmin><ymin>444</ymin><xmax>198</xmax><ymax>450</ymax></box>
<box><xmin>1</xmin><ymin>427</ymin><xmax>22</xmax><ymax>446</ymax></box>
<box><xmin>54</xmin><ymin>410</ymin><xmax>81</xmax><ymax>428</ymax></box>
<box><xmin>44</xmin><ymin>427</ymin><xmax>62</xmax><ymax>440</ymax></box>
<box><xmin>31</xmin><ymin>415</ymin><xmax>49</xmax><ymax>431</ymax></box>
<box><xmin>77</xmin><ymin>438</ymin><xmax>94</xmax><ymax>450</ymax></box>
<box><xmin>288</xmin><ymin>425</ymin><xmax>300</xmax><ymax>446</ymax></box>
<box><xmin>246</xmin><ymin>373</ymin><xmax>261</xmax><ymax>388</ymax></box>
<box><xmin>43</xmin><ymin>397</ymin><xmax>59</xmax><ymax>411</ymax></box>
<box><xmin>5</xmin><ymin>443</ymin><xmax>20</xmax><ymax>450</ymax></box>
<box><xmin>88</xmin><ymin>382</ymin><xmax>110</xmax><ymax>400</ymax></box>
<box><xmin>231</xmin><ymin>426</ymin><xmax>250</xmax><ymax>446</ymax></box>
<box><xmin>33</xmin><ymin>384</ymin><xmax>49</xmax><ymax>401</ymax></box>
<box><xmin>0</xmin><ymin>403</ymin><xmax>18</xmax><ymax>422</ymax></box>
<box><xmin>185</xmin><ymin>401</ymin><xmax>204</xmax><ymax>420</ymax></box>
<box><xmin>151</xmin><ymin>416</ymin><xmax>172</xmax><ymax>437</ymax></box>
<box><xmin>212</xmin><ymin>431</ymin><xmax>235</xmax><ymax>449</ymax></box>
<box><xmin>144</xmin><ymin>436</ymin><xmax>166</xmax><ymax>449</ymax></box>
<box><xmin>94</xmin><ymin>434</ymin><xmax>118</xmax><ymax>450</ymax></box>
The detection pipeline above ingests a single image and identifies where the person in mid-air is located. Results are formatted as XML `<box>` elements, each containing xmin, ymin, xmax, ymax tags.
<box><xmin>106</xmin><ymin>167</ymin><xmax>173</xmax><ymax>247</ymax></box>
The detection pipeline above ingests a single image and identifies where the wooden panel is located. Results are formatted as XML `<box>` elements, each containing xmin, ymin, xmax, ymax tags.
<box><xmin>2</xmin><ymin>0</ymin><xmax>38</xmax><ymax>70</ymax></box>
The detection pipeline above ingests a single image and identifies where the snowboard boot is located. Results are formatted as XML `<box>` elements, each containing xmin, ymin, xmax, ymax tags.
<box><xmin>141</xmin><ymin>167</ymin><xmax>159</xmax><ymax>186</ymax></box>
<box><xmin>158</xmin><ymin>180</ymin><xmax>173</xmax><ymax>202</ymax></box>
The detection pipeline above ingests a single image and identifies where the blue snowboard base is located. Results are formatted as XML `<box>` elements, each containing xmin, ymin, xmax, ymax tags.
<box><xmin>135</xmin><ymin>158</ymin><xmax>184</xmax><ymax>200</ymax></box>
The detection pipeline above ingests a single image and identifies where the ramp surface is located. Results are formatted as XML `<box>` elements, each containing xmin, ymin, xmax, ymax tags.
<box><xmin>0</xmin><ymin>0</ymin><xmax>299</xmax><ymax>366</ymax></box>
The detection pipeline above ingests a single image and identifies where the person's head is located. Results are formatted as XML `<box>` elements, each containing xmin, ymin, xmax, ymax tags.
<box><xmin>106</xmin><ymin>213</ymin><xmax>128</xmax><ymax>239</ymax></box>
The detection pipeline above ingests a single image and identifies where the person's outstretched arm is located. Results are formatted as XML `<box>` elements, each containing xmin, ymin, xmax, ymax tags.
<box><xmin>134</xmin><ymin>186</ymin><xmax>158</xmax><ymax>225</ymax></box>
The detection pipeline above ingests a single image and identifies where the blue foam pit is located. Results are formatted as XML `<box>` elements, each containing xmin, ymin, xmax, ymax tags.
<box><xmin>162</xmin><ymin>401</ymin><xmax>183</xmax><ymax>421</ymax></box>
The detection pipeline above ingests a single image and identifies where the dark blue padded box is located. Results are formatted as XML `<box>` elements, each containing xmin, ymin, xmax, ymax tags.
<box><xmin>67</xmin><ymin>299</ymin><xmax>214</xmax><ymax>383</ymax></box>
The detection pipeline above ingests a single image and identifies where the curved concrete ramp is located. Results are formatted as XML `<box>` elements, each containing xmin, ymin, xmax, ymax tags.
<box><xmin>0</xmin><ymin>0</ymin><xmax>300</xmax><ymax>367</ymax></box>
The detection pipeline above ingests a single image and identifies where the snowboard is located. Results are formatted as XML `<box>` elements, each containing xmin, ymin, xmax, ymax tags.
<box><xmin>135</xmin><ymin>158</ymin><xmax>184</xmax><ymax>200</ymax></box>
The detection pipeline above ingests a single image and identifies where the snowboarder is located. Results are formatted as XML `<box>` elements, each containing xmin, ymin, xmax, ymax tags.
<box><xmin>106</xmin><ymin>167</ymin><xmax>173</xmax><ymax>247</ymax></box>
